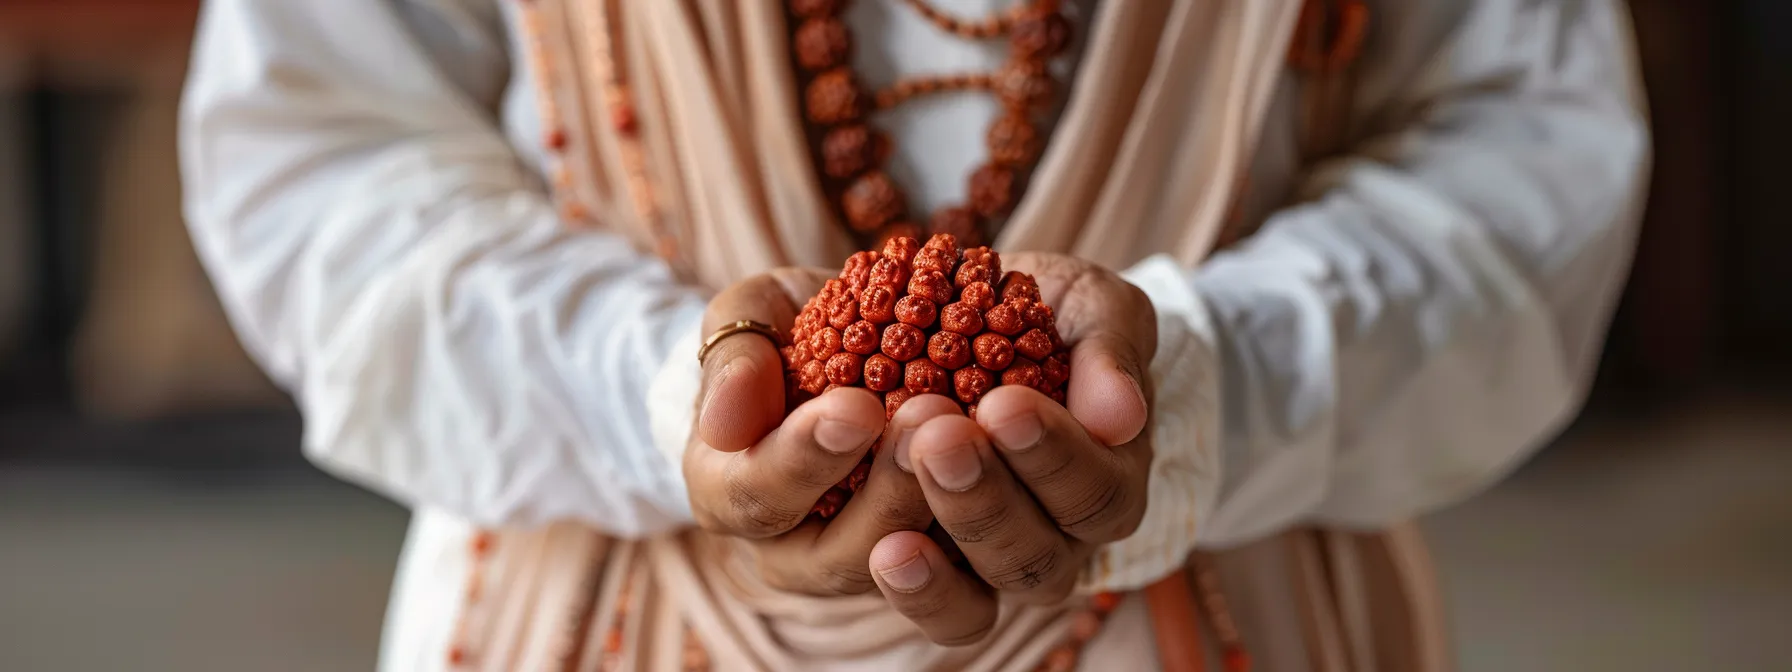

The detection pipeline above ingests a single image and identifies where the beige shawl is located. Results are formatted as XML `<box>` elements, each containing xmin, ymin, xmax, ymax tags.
<box><xmin>451</xmin><ymin>1</ymin><xmax>1454</xmax><ymax>670</ymax></box>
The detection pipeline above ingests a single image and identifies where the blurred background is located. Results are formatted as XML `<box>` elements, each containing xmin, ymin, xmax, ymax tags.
<box><xmin>1</xmin><ymin>1</ymin><xmax>1788</xmax><ymax>670</ymax></box>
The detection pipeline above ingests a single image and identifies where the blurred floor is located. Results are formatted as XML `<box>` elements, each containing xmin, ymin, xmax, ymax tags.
<box><xmin>1</xmin><ymin>394</ymin><xmax>1788</xmax><ymax>672</ymax></box>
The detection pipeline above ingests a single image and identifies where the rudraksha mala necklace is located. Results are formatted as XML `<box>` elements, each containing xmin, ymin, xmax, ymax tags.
<box><xmin>791</xmin><ymin>0</ymin><xmax>1073</xmax><ymax>247</ymax></box>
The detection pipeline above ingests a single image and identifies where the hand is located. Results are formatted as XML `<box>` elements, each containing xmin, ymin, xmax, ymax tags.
<box><xmin>683</xmin><ymin>268</ymin><xmax>938</xmax><ymax>595</ymax></box>
<box><xmin>867</xmin><ymin>252</ymin><xmax>1157</xmax><ymax>645</ymax></box>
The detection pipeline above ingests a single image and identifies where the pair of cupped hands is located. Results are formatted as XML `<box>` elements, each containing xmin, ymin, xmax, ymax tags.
<box><xmin>685</xmin><ymin>252</ymin><xmax>1158</xmax><ymax>646</ymax></box>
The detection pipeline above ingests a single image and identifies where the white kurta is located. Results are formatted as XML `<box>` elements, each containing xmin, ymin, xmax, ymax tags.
<box><xmin>177</xmin><ymin>0</ymin><xmax>1648</xmax><ymax>668</ymax></box>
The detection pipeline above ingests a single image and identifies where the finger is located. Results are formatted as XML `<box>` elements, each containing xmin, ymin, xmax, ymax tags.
<box><xmin>1058</xmin><ymin>272</ymin><xmax>1156</xmax><ymax>446</ymax></box>
<box><xmin>975</xmin><ymin>385</ymin><xmax>1150</xmax><ymax>544</ymax></box>
<box><xmin>756</xmin><ymin>395</ymin><xmax>959</xmax><ymax>595</ymax></box>
<box><xmin>697</xmin><ymin>279</ymin><xmax>802</xmax><ymax>452</ymax></box>
<box><xmin>686</xmin><ymin>387</ymin><xmax>884</xmax><ymax>538</ymax></box>
<box><xmin>870</xmin><ymin>531</ymin><xmax>999</xmax><ymax>646</ymax></box>
<box><xmin>908</xmin><ymin>415</ymin><xmax>1082</xmax><ymax>604</ymax></box>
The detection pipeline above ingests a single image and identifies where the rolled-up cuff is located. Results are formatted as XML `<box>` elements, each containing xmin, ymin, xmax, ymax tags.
<box><xmin>1078</xmin><ymin>254</ymin><xmax>1223</xmax><ymax>593</ymax></box>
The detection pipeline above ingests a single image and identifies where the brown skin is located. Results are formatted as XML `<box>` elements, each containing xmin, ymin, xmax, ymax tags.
<box><xmin>685</xmin><ymin>253</ymin><xmax>1156</xmax><ymax>645</ymax></box>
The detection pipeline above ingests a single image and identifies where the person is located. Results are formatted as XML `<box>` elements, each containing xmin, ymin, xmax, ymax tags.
<box><xmin>179</xmin><ymin>0</ymin><xmax>1649</xmax><ymax>670</ymax></box>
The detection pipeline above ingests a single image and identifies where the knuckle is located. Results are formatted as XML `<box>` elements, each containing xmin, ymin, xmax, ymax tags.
<box><xmin>941</xmin><ymin>502</ymin><xmax>1012</xmax><ymax>545</ymax></box>
<box><xmin>1054</xmin><ymin>477</ymin><xmax>1133</xmax><ymax>542</ymax></box>
<box><xmin>815</xmin><ymin>562</ymin><xmax>877</xmax><ymax>595</ymax></box>
<box><xmin>979</xmin><ymin>544</ymin><xmax>1065</xmax><ymax>595</ymax></box>
<box><xmin>871</xmin><ymin>495</ymin><xmax>934</xmax><ymax>532</ymax></box>
<box><xmin>722</xmin><ymin>464</ymin><xmax>803</xmax><ymax>537</ymax></box>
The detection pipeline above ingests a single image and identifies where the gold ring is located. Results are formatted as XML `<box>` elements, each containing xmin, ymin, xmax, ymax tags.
<box><xmin>697</xmin><ymin>320</ymin><xmax>783</xmax><ymax>365</ymax></box>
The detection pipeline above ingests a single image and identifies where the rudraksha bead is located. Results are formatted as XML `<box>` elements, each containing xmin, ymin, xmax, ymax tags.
<box><xmin>957</xmin><ymin>247</ymin><xmax>1000</xmax><ymax>287</ymax></box>
<box><xmin>1011</xmin><ymin>7</ymin><xmax>1073</xmax><ymax>60</ymax></box>
<box><xmin>954</xmin><ymin>366</ymin><xmax>996</xmax><ymax>404</ymax></box>
<box><xmin>808</xmin><ymin>326</ymin><xmax>843</xmax><ymax>359</ymax></box>
<box><xmin>826</xmin><ymin>291</ymin><xmax>859</xmax><ymax>329</ymax></box>
<box><xmin>994</xmin><ymin>60</ymin><xmax>1055</xmax><ymax>111</ymax></box>
<box><xmin>806</xmin><ymin>68</ymin><xmax>864</xmax><ymax>124</ymax></box>
<box><xmin>1014</xmin><ymin>328</ymin><xmax>1055</xmax><ymax>361</ymax></box>
<box><xmin>972</xmin><ymin>332</ymin><xmax>1015</xmax><ymax>370</ymax></box>
<box><xmin>822</xmin><ymin>124</ymin><xmax>877</xmax><ymax>180</ymax></box>
<box><xmin>908</xmin><ymin>269</ymin><xmax>955</xmax><ymax>304</ymax></box>
<box><xmin>800</xmin><ymin>359</ymin><xmax>828</xmax><ymax>394</ymax></box>
<box><xmin>864</xmin><ymin>353</ymin><xmax>902</xmax><ymax>392</ymax></box>
<box><xmin>842</xmin><ymin>250</ymin><xmax>879</xmax><ymax>293</ymax></box>
<box><xmin>881</xmin><ymin>322</ymin><xmax>926</xmax><ymax>361</ymax></box>
<box><xmin>795</xmin><ymin>17</ymin><xmax>851</xmax><ymax>71</ymax></box>
<box><xmin>826</xmin><ymin>352</ymin><xmax>864</xmax><ymax>385</ymax></box>
<box><xmin>859</xmin><ymin>285</ymin><xmax>897</xmax><ymax>323</ymax></box>
<box><xmin>939</xmin><ymin>301</ymin><xmax>984</xmax><ymax>335</ymax></box>
<box><xmin>960</xmin><ymin>281</ymin><xmax>997</xmax><ymax>311</ymax></box>
<box><xmin>1000</xmin><ymin>271</ymin><xmax>1041</xmax><ymax>302</ymax></box>
<box><xmin>842</xmin><ymin>321</ymin><xmax>880</xmax><ymax>355</ymax></box>
<box><xmin>987</xmin><ymin>112</ymin><xmax>1043</xmax><ymax>167</ymax></box>
<box><xmin>927</xmin><ymin>331</ymin><xmax>971</xmax><ymax>369</ymax></box>
<box><xmin>968</xmin><ymin>163</ymin><xmax>1019</xmax><ymax>219</ymax></box>
<box><xmin>1001</xmin><ymin>358</ymin><xmax>1044</xmax><ymax>391</ymax></box>
<box><xmin>905</xmin><ymin>358</ymin><xmax>951</xmax><ymax>395</ymax></box>
<box><xmin>881</xmin><ymin>235</ymin><xmax>920</xmax><ymax>265</ymax></box>
<box><xmin>923</xmin><ymin>232</ymin><xmax>960</xmax><ymax>258</ymax></box>
<box><xmin>894</xmin><ymin>294</ymin><xmax>938</xmax><ymax>328</ymax></box>
<box><xmin>870</xmin><ymin>254</ymin><xmax>911</xmax><ymax>291</ymax></box>
<box><xmin>984</xmin><ymin>302</ymin><xmax>1025</xmax><ymax>335</ymax></box>
<box><xmin>913</xmin><ymin>247</ymin><xmax>956</xmax><ymax>275</ymax></box>
<box><xmin>843</xmin><ymin>171</ymin><xmax>904</xmax><ymax>231</ymax></box>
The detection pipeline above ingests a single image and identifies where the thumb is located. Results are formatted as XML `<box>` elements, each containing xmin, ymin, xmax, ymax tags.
<box><xmin>695</xmin><ymin>279</ymin><xmax>798</xmax><ymax>452</ymax></box>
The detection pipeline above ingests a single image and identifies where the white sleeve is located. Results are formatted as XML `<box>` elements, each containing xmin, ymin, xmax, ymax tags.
<box><xmin>179</xmin><ymin>0</ymin><xmax>706</xmax><ymax>536</ymax></box>
<box><xmin>1096</xmin><ymin>0</ymin><xmax>1651</xmax><ymax>577</ymax></box>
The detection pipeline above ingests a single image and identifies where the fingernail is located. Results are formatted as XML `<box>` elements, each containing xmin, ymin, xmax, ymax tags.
<box><xmin>878</xmin><ymin>552</ymin><xmax>932</xmax><ymax>593</ymax></box>
<box><xmin>700</xmin><ymin>357</ymin><xmax>751</xmax><ymax>418</ymax></box>
<box><xmin>893</xmin><ymin>429</ymin><xmax>916</xmax><ymax>473</ymax></box>
<box><xmin>988</xmin><ymin>413</ymin><xmax>1044</xmax><ymax>453</ymax></box>
<box><xmin>921</xmin><ymin>443</ymin><xmax>983</xmax><ymax>492</ymax></box>
<box><xmin>816</xmin><ymin>419</ymin><xmax>880</xmax><ymax>455</ymax></box>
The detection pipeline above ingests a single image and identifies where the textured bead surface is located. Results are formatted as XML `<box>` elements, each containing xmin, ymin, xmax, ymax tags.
<box><xmin>843</xmin><ymin>321</ymin><xmax>881</xmax><ymax>355</ymax></box>
<box><xmin>894</xmin><ymin>294</ymin><xmax>938</xmax><ymax>328</ymax></box>
<box><xmin>794</xmin><ymin>18</ymin><xmax>851</xmax><ymax>71</ymax></box>
<box><xmin>864</xmin><ymin>353</ymin><xmax>901</xmax><ymax>391</ymax></box>
<box><xmin>822</xmin><ymin>124</ymin><xmax>877</xmax><ymax>179</ymax></box>
<box><xmin>960</xmin><ymin>281</ymin><xmax>997</xmax><ymax>311</ymax></box>
<box><xmin>905</xmin><ymin>359</ymin><xmax>950</xmax><ymax>395</ymax></box>
<box><xmin>972</xmin><ymin>332</ymin><xmax>1015</xmax><ymax>370</ymax></box>
<box><xmin>864</xmin><ymin>353</ymin><xmax>902</xmax><ymax>392</ymax></box>
<box><xmin>908</xmin><ymin>269</ymin><xmax>955</xmax><ymax>304</ymax></box>
<box><xmin>843</xmin><ymin>171</ymin><xmax>905</xmax><ymax>231</ymax></box>
<box><xmin>826</xmin><ymin>352</ymin><xmax>863</xmax><ymax>385</ymax></box>
<box><xmin>995</xmin><ymin>60</ymin><xmax>1055</xmax><ymax>110</ymax></box>
<box><xmin>881</xmin><ymin>322</ymin><xmax>926</xmax><ymax>361</ymax></box>
<box><xmin>806</xmin><ymin>68</ymin><xmax>864</xmax><ymax>124</ymax></box>
<box><xmin>860</xmin><ymin>285</ymin><xmax>897</xmax><ymax>323</ymax></box>
<box><xmin>987</xmin><ymin>112</ymin><xmax>1043</xmax><ymax>167</ymax></box>
<box><xmin>927</xmin><ymin>331</ymin><xmax>971</xmax><ymax>369</ymax></box>
<box><xmin>954</xmin><ymin>366</ymin><xmax>996</xmax><ymax>403</ymax></box>
<box><xmin>939</xmin><ymin>302</ymin><xmax>985</xmax><ymax>335</ymax></box>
